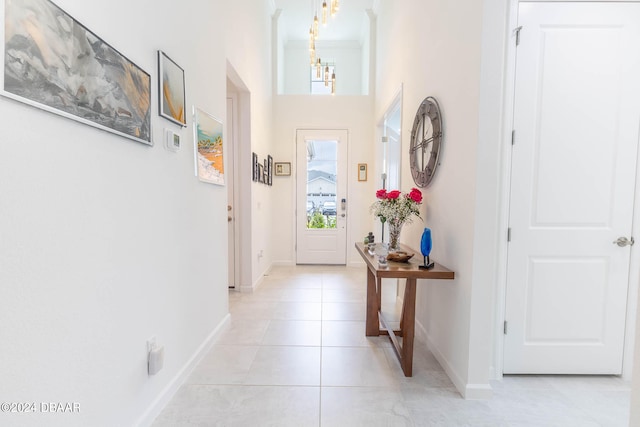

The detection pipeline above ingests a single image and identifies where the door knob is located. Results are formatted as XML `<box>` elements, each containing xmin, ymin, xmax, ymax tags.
<box><xmin>613</xmin><ymin>236</ymin><xmax>634</xmax><ymax>247</ymax></box>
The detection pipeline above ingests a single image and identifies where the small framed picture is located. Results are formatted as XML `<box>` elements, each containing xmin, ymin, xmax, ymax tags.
<box><xmin>158</xmin><ymin>51</ymin><xmax>186</xmax><ymax>127</ymax></box>
<box><xmin>267</xmin><ymin>155</ymin><xmax>273</xmax><ymax>186</ymax></box>
<box><xmin>275</xmin><ymin>162</ymin><xmax>291</xmax><ymax>176</ymax></box>
<box><xmin>252</xmin><ymin>152</ymin><xmax>258</xmax><ymax>181</ymax></box>
<box><xmin>258</xmin><ymin>164</ymin><xmax>264</xmax><ymax>183</ymax></box>
<box><xmin>263</xmin><ymin>159</ymin><xmax>268</xmax><ymax>184</ymax></box>
<box><xmin>358</xmin><ymin>163</ymin><xmax>367</xmax><ymax>181</ymax></box>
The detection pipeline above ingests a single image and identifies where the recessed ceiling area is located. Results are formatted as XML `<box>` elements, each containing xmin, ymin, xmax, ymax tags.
<box><xmin>274</xmin><ymin>0</ymin><xmax>374</xmax><ymax>42</ymax></box>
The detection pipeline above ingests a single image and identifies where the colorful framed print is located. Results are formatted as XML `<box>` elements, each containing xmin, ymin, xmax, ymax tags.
<box><xmin>193</xmin><ymin>107</ymin><xmax>224</xmax><ymax>185</ymax></box>
<box><xmin>2</xmin><ymin>0</ymin><xmax>152</xmax><ymax>145</ymax></box>
<box><xmin>158</xmin><ymin>50</ymin><xmax>186</xmax><ymax>127</ymax></box>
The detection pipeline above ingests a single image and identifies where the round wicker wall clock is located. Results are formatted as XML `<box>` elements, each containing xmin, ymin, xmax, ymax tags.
<box><xmin>409</xmin><ymin>96</ymin><xmax>443</xmax><ymax>188</ymax></box>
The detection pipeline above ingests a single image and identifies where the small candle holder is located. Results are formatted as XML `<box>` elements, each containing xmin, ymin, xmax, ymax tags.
<box><xmin>378</xmin><ymin>254</ymin><xmax>388</xmax><ymax>269</ymax></box>
<box><xmin>376</xmin><ymin>242</ymin><xmax>389</xmax><ymax>268</ymax></box>
<box><xmin>367</xmin><ymin>242</ymin><xmax>376</xmax><ymax>255</ymax></box>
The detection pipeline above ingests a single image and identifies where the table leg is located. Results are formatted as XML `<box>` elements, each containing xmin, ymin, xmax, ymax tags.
<box><xmin>399</xmin><ymin>279</ymin><xmax>407</xmax><ymax>333</ymax></box>
<box><xmin>400</xmin><ymin>278</ymin><xmax>417</xmax><ymax>376</ymax></box>
<box><xmin>366</xmin><ymin>267</ymin><xmax>380</xmax><ymax>336</ymax></box>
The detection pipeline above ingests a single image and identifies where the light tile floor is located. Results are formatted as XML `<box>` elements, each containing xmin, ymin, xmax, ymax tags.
<box><xmin>152</xmin><ymin>265</ymin><xmax>631</xmax><ymax>426</ymax></box>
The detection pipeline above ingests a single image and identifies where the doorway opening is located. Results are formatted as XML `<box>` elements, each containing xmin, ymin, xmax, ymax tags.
<box><xmin>381</xmin><ymin>88</ymin><xmax>403</xmax><ymax>193</ymax></box>
<box><xmin>226</xmin><ymin>62</ymin><xmax>252</xmax><ymax>291</ymax></box>
<box><xmin>378</xmin><ymin>88</ymin><xmax>404</xmax><ymax>301</ymax></box>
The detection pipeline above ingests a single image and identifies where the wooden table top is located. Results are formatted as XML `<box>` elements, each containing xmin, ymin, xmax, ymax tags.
<box><xmin>355</xmin><ymin>242</ymin><xmax>455</xmax><ymax>280</ymax></box>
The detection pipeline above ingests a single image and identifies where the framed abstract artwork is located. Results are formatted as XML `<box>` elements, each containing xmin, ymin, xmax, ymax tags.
<box><xmin>193</xmin><ymin>107</ymin><xmax>224</xmax><ymax>185</ymax></box>
<box><xmin>158</xmin><ymin>51</ymin><xmax>186</xmax><ymax>127</ymax></box>
<box><xmin>2</xmin><ymin>0</ymin><xmax>152</xmax><ymax>145</ymax></box>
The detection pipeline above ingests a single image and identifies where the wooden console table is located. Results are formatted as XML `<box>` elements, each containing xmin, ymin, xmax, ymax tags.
<box><xmin>355</xmin><ymin>242</ymin><xmax>454</xmax><ymax>376</ymax></box>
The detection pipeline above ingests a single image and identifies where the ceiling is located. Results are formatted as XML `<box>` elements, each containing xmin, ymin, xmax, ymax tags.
<box><xmin>274</xmin><ymin>0</ymin><xmax>375</xmax><ymax>42</ymax></box>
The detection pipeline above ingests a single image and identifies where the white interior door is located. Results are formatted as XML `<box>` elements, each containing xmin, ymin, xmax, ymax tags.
<box><xmin>504</xmin><ymin>2</ymin><xmax>640</xmax><ymax>374</ymax></box>
<box><xmin>296</xmin><ymin>129</ymin><xmax>348</xmax><ymax>264</ymax></box>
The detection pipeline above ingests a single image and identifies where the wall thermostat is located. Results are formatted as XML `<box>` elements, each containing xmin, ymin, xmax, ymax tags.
<box><xmin>164</xmin><ymin>128</ymin><xmax>181</xmax><ymax>152</ymax></box>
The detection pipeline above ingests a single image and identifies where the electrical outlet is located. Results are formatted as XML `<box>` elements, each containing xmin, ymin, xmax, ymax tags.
<box><xmin>147</xmin><ymin>336</ymin><xmax>156</xmax><ymax>353</ymax></box>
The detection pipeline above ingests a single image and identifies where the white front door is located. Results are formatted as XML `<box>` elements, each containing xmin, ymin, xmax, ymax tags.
<box><xmin>503</xmin><ymin>2</ymin><xmax>640</xmax><ymax>374</ymax></box>
<box><xmin>296</xmin><ymin>129</ymin><xmax>348</xmax><ymax>264</ymax></box>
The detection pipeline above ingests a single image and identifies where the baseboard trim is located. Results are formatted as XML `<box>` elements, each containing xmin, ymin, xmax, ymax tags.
<box><xmin>269</xmin><ymin>260</ymin><xmax>364</xmax><ymax>268</ymax></box>
<box><xmin>415</xmin><ymin>319</ymin><xmax>492</xmax><ymax>400</ymax></box>
<box><xmin>239</xmin><ymin>263</ymin><xmax>274</xmax><ymax>292</ymax></box>
<box><xmin>464</xmin><ymin>383</ymin><xmax>493</xmax><ymax>400</ymax></box>
<box><xmin>271</xmin><ymin>260</ymin><xmax>295</xmax><ymax>267</ymax></box>
<box><xmin>240</xmin><ymin>272</ymin><xmax>265</xmax><ymax>293</ymax></box>
<box><xmin>135</xmin><ymin>313</ymin><xmax>231</xmax><ymax>426</ymax></box>
<box><xmin>348</xmin><ymin>260</ymin><xmax>366</xmax><ymax>268</ymax></box>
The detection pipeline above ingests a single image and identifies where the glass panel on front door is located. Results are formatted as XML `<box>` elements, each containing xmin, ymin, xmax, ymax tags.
<box><xmin>306</xmin><ymin>139</ymin><xmax>337</xmax><ymax>229</ymax></box>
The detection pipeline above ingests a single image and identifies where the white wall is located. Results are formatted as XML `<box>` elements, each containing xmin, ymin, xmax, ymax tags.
<box><xmin>374</xmin><ymin>0</ymin><xmax>492</xmax><ymax>398</ymax></box>
<box><xmin>283</xmin><ymin>41</ymin><xmax>364</xmax><ymax>95</ymax></box>
<box><xmin>272</xmin><ymin>96</ymin><xmax>375</xmax><ymax>265</ymax></box>
<box><xmin>0</xmin><ymin>0</ymin><xmax>274</xmax><ymax>426</ymax></box>
<box><xmin>361</xmin><ymin>11</ymin><xmax>373</xmax><ymax>96</ymax></box>
<box><xmin>274</xmin><ymin>10</ymin><xmax>286</xmax><ymax>95</ymax></box>
<box><xmin>632</xmin><ymin>285</ymin><xmax>640</xmax><ymax>425</ymax></box>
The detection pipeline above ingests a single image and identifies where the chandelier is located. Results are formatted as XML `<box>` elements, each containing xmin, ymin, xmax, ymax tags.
<box><xmin>309</xmin><ymin>0</ymin><xmax>340</xmax><ymax>94</ymax></box>
<box><xmin>313</xmin><ymin>59</ymin><xmax>336</xmax><ymax>94</ymax></box>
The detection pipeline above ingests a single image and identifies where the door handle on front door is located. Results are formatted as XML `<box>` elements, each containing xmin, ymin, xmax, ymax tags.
<box><xmin>613</xmin><ymin>236</ymin><xmax>634</xmax><ymax>247</ymax></box>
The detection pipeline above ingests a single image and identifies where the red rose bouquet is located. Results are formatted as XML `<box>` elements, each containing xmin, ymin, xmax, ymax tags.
<box><xmin>371</xmin><ymin>188</ymin><xmax>423</xmax><ymax>249</ymax></box>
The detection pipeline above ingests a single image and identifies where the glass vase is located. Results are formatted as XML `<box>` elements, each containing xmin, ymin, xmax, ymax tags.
<box><xmin>388</xmin><ymin>219</ymin><xmax>404</xmax><ymax>251</ymax></box>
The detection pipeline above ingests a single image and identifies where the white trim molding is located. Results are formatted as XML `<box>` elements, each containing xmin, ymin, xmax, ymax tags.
<box><xmin>136</xmin><ymin>314</ymin><xmax>231</xmax><ymax>427</ymax></box>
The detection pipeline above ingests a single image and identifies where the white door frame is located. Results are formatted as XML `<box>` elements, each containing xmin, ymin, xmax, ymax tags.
<box><xmin>226</xmin><ymin>95</ymin><xmax>240</xmax><ymax>288</ymax></box>
<box><xmin>227</xmin><ymin>62</ymin><xmax>253</xmax><ymax>292</ymax></box>
<box><xmin>493</xmin><ymin>0</ymin><xmax>640</xmax><ymax>380</ymax></box>
<box><xmin>377</xmin><ymin>87</ymin><xmax>404</xmax><ymax>301</ymax></box>
<box><xmin>294</xmin><ymin>128</ymin><xmax>349</xmax><ymax>265</ymax></box>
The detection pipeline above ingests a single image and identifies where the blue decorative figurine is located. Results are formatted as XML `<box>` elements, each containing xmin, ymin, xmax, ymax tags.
<box><xmin>419</xmin><ymin>227</ymin><xmax>434</xmax><ymax>270</ymax></box>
